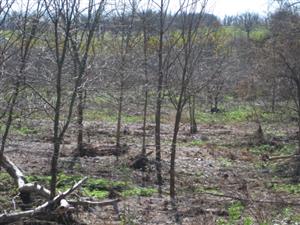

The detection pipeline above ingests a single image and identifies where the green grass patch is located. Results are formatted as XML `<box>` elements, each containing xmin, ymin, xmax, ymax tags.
<box><xmin>0</xmin><ymin>172</ymin><xmax>15</xmax><ymax>191</ymax></box>
<box><xmin>26</xmin><ymin>173</ymin><xmax>156</xmax><ymax>199</ymax></box>
<box><xmin>218</xmin><ymin>157</ymin><xmax>233</xmax><ymax>167</ymax></box>
<box><xmin>273</xmin><ymin>183</ymin><xmax>300</xmax><ymax>194</ymax></box>
<box><xmin>250</xmin><ymin>144</ymin><xmax>273</xmax><ymax>155</ymax></box>
<box><xmin>83</xmin><ymin>189</ymin><xmax>109</xmax><ymax>199</ymax></box>
<box><xmin>84</xmin><ymin>178</ymin><xmax>156</xmax><ymax>199</ymax></box>
<box><xmin>0</xmin><ymin>172</ymin><xmax>18</xmax><ymax>211</ymax></box>
<box><xmin>281</xmin><ymin>207</ymin><xmax>300</xmax><ymax>223</ymax></box>
<box><xmin>84</xmin><ymin>109</ymin><xmax>144</xmax><ymax>123</ymax></box>
<box><xmin>217</xmin><ymin>201</ymin><xmax>250</xmax><ymax>225</ymax></box>
<box><xmin>196</xmin><ymin>186</ymin><xmax>223</xmax><ymax>195</ymax></box>
<box><xmin>196</xmin><ymin>106</ymin><xmax>252</xmax><ymax>124</ymax></box>
<box><xmin>92</xmin><ymin>95</ymin><xmax>112</xmax><ymax>105</ymax></box>
<box><xmin>188</xmin><ymin>139</ymin><xmax>206</xmax><ymax>147</ymax></box>
<box><xmin>250</xmin><ymin>143</ymin><xmax>296</xmax><ymax>156</ymax></box>
<box><xmin>84</xmin><ymin>110</ymin><xmax>115</xmax><ymax>122</ymax></box>
<box><xmin>15</xmin><ymin>126</ymin><xmax>38</xmax><ymax>135</ymax></box>
<box><xmin>122</xmin><ymin>115</ymin><xmax>143</xmax><ymax>124</ymax></box>
<box><xmin>278</xmin><ymin>144</ymin><xmax>296</xmax><ymax>155</ymax></box>
<box><xmin>228</xmin><ymin>201</ymin><xmax>245</xmax><ymax>222</ymax></box>
<box><xmin>0</xmin><ymin>122</ymin><xmax>38</xmax><ymax>136</ymax></box>
<box><xmin>250</xmin><ymin>26</ymin><xmax>270</xmax><ymax>41</ymax></box>
<box><xmin>26</xmin><ymin>174</ymin><xmax>52</xmax><ymax>184</ymax></box>
<box><xmin>121</xmin><ymin>187</ymin><xmax>157</xmax><ymax>197</ymax></box>
<box><xmin>196</xmin><ymin>105</ymin><xmax>292</xmax><ymax>124</ymax></box>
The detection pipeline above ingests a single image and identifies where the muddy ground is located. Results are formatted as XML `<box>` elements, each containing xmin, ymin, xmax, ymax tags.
<box><xmin>1</xmin><ymin>118</ymin><xmax>300</xmax><ymax>225</ymax></box>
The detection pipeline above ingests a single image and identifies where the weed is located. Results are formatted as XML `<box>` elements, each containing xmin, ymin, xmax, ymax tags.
<box><xmin>196</xmin><ymin>186</ymin><xmax>223</xmax><ymax>195</ymax></box>
<box><xmin>188</xmin><ymin>139</ymin><xmax>206</xmax><ymax>147</ymax></box>
<box><xmin>243</xmin><ymin>216</ymin><xmax>254</xmax><ymax>225</ymax></box>
<box><xmin>228</xmin><ymin>201</ymin><xmax>244</xmax><ymax>222</ymax></box>
<box><xmin>84</xmin><ymin>110</ymin><xmax>115</xmax><ymax>122</ymax></box>
<box><xmin>83</xmin><ymin>189</ymin><xmax>109</xmax><ymax>199</ymax></box>
<box><xmin>120</xmin><ymin>205</ymin><xmax>138</xmax><ymax>225</ymax></box>
<box><xmin>121</xmin><ymin>187</ymin><xmax>157</xmax><ymax>197</ymax></box>
<box><xmin>0</xmin><ymin>172</ymin><xmax>18</xmax><ymax>210</ymax></box>
<box><xmin>122</xmin><ymin>115</ymin><xmax>143</xmax><ymax>124</ymax></box>
<box><xmin>196</xmin><ymin>106</ymin><xmax>252</xmax><ymax>124</ymax></box>
<box><xmin>217</xmin><ymin>201</ymin><xmax>245</xmax><ymax>225</ymax></box>
<box><xmin>279</xmin><ymin>144</ymin><xmax>296</xmax><ymax>155</ymax></box>
<box><xmin>1</xmin><ymin>122</ymin><xmax>39</xmax><ymax>136</ymax></box>
<box><xmin>26</xmin><ymin>174</ymin><xmax>51</xmax><ymax>184</ymax></box>
<box><xmin>218</xmin><ymin>157</ymin><xmax>233</xmax><ymax>167</ymax></box>
<box><xmin>273</xmin><ymin>183</ymin><xmax>300</xmax><ymax>194</ymax></box>
<box><xmin>16</xmin><ymin>126</ymin><xmax>38</xmax><ymax>135</ymax></box>
<box><xmin>250</xmin><ymin>143</ymin><xmax>296</xmax><ymax>156</ymax></box>
<box><xmin>250</xmin><ymin>144</ymin><xmax>272</xmax><ymax>155</ymax></box>
<box><xmin>84</xmin><ymin>109</ymin><xmax>145</xmax><ymax>123</ymax></box>
<box><xmin>26</xmin><ymin>173</ymin><xmax>157</xmax><ymax>200</ymax></box>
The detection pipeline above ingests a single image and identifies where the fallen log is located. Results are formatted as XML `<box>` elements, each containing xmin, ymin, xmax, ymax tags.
<box><xmin>0</xmin><ymin>177</ymin><xmax>87</xmax><ymax>224</ymax></box>
<box><xmin>1</xmin><ymin>155</ymin><xmax>26</xmax><ymax>188</ymax></box>
<box><xmin>19</xmin><ymin>183</ymin><xmax>51</xmax><ymax>199</ymax></box>
<box><xmin>1</xmin><ymin>155</ymin><xmax>64</xmax><ymax>209</ymax></box>
<box><xmin>0</xmin><ymin>155</ymin><xmax>121</xmax><ymax>223</ymax></box>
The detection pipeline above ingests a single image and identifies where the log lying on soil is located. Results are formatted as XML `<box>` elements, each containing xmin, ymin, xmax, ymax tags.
<box><xmin>19</xmin><ymin>183</ymin><xmax>51</xmax><ymax>199</ymax></box>
<box><xmin>0</xmin><ymin>155</ymin><xmax>121</xmax><ymax>224</ymax></box>
<box><xmin>1</xmin><ymin>155</ymin><xmax>52</xmax><ymax>201</ymax></box>
<box><xmin>1</xmin><ymin>155</ymin><xmax>26</xmax><ymax>188</ymax></box>
<box><xmin>0</xmin><ymin>177</ymin><xmax>87</xmax><ymax>224</ymax></box>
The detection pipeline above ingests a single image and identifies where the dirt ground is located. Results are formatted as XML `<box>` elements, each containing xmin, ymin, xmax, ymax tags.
<box><xmin>2</xmin><ymin>119</ymin><xmax>300</xmax><ymax>225</ymax></box>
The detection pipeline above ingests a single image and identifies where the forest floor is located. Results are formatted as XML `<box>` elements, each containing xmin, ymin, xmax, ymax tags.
<box><xmin>1</xmin><ymin>113</ymin><xmax>300</xmax><ymax>225</ymax></box>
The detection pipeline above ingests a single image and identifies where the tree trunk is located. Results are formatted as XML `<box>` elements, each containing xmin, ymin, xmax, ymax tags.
<box><xmin>50</xmin><ymin>140</ymin><xmax>61</xmax><ymax>200</ymax></box>
<box><xmin>154</xmin><ymin>0</ymin><xmax>164</xmax><ymax>194</ymax></box>
<box><xmin>294</xmin><ymin>79</ymin><xmax>300</xmax><ymax>155</ymax></box>
<box><xmin>271</xmin><ymin>80</ymin><xmax>276</xmax><ymax>113</ymax></box>
<box><xmin>189</xmin><ymin>95</ymin><xmax>197</xmax><ymax>134</ymax></box>
<box><xmin>50</xmin><ymin>65</ymin><xmax>62</xmax><ymax>200</ymax></box>
<box><xmin>77</xmin><ymin>88</ymin><xmax>84</xmax><ymax>156</ymax></box>
<box><xmin>142</xmin><ymin>17</ymin><xmax>149</xmax><ymax>158</ymax></box>
<box><xmin>116</xmin><ymin>81</ymin><xmax>124</xmax><ymax>161</ymax></box>
<box><xmin>142</xmin><ymin>87</ymin><xmax>148</xmax><ymax>156</ymax></box>
<box><xmin>155</xmin><ymin>51</ymin><xmax>163</xmax><ymax>193</ymax></box>
<box><xmin>170</xmin><ymin>108</ymin><xmax>182</xmax><ymax>202</ymax></box>
<box><xmin>214</xmin><ymin>96</ymin><xmax>218</xmax><ymax>109</ymax></box>
<box><xmin>0</xmin><ymin>82</ymin><xmax>20</xmax><ymax>160</ymax></box>
<box><xmin>294</xmin><ymin>96</ymin><xmax>300</xmax><ymax>178</ymax></box>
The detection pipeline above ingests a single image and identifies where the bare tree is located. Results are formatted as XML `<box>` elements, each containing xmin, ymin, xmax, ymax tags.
<box><xmin>0</xmin><ymin>0</ymin><xmax>45</xmax><ymax>206</ymax></box>
<box><xmin>70</xmin><ymin>0</ymin><xmax>106</xmax><ymax>156</ymax></box>
<box><xmin>166</xmin><ymin>0</ymin><xmax>209</xmax><ymax>208</ymax></box>
<box><xmin>238</xmin><ymin>12</ymin><xmax>261</xmax><ymax>40</ymax></box>
<box><xmin>140</xmin><ymin>9</ymin><xmax>151</xmax><ymax>159</ymax></box>
<box><xmin>263</xmin><ymin>9</ymin><xmax>300</xmax><ymax>152</ymax></box>
<box><xmin>43</xmin><ymin>0</ymin><xmax>92</xmax><ymax>199</ymax></box>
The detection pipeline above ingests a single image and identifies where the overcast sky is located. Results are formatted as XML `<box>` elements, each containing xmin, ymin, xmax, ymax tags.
<box><xmin>161</xmin><ymin>0</ymin><xmax>275</xmax><ymax>19</ymax></box>
<box><xmin>14</xmin><ymin>0</ymin><xmax>275</xmax><ymax>20</ymax></box>
<box><xmin>208</xmin><ymin>0</ymin><xmax>272</xmax><ymax>18</ymax></box>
